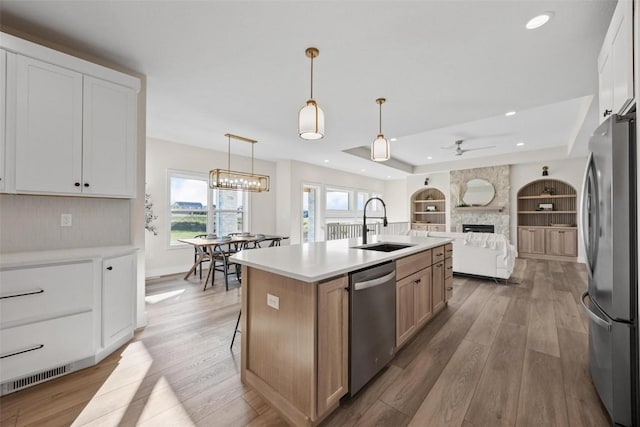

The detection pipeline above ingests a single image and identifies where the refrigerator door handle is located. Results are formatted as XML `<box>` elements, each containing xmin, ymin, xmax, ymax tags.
<box><xmin>580</xmin><ymin>153</ymin><xmax>599</xmax><ymax>277</ymax></box>
<box><xmin>580</xmin><ymin>291</ymin><xmax>612</xmax><ymax>331</ymax></box>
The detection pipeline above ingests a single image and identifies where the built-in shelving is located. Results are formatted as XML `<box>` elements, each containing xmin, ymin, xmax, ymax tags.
<box><xmin>411</xmin><ymin>188</ymin><xmax>446</xmax><ymax>231</ymax></box>
<box><xmin>517</xmin><ymin>179</ymin><xmax>578</xmax><ymax>261</ymax></box>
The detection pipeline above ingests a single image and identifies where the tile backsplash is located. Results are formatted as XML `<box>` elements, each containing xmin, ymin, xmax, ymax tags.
<box><xmin>0</xmin><ymin>194</ymin><xmax>131</xmax><ymax>253</ymax></box>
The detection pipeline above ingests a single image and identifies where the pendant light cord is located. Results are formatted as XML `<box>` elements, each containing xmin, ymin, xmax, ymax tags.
<box><xmin>379</xmin><ymin>102</ymin><xmax>382</xmax><ymax>134</ymax></box>
<box><xmin>310</xmin><ymin>54</ymin><xmax>314</xmax><ymax>99</ymax></box>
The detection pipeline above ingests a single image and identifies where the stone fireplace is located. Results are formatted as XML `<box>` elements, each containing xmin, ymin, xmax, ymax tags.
<box><xmin>450</xmin><ymin>165</ymin><xmax>510</xmax><ymax>240</ymax></box>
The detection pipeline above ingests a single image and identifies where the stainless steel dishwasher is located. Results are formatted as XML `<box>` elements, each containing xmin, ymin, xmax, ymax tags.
<box><xmin>348</xmin><ymin>261</ymin><xmax>396</xmax><ymax>396</ymax></box>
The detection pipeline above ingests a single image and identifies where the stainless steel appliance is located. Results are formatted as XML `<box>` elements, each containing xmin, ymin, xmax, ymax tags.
<box><xmin>348</xmin><ymin>261</ymin><xmax>396</xmax><ymax>396</ymax></box>
<box><xmin>581</xmin><ymin>113</ymin><xmax>638</xmax><ymax>426</ymax></box>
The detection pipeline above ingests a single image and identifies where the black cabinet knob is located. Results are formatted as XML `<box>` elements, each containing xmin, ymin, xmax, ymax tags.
<box><xmin>84</xmin><ymin>183</ymin><xmax>90</xmax><ymax>187</ymax></box>
<box><xmin>106</xmin><ymin>266</ymin><xmax>113</xmax><ymax>271</ymax></box>
<box><xmin>74</xmin><ymin>182</ymin><xmax>80</xmax><ymax>187</ymax></box>
<box><xmin>603</xmin><ymin>109</ymin><xmax>612</xmax><ymax>117</ymax></box>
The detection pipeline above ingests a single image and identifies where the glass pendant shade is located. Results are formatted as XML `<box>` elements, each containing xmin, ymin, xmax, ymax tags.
<box><xmin>371</xmin><ymin>134</ymin><xmax>390</xmax><ymax>161</ymax></box>
<box><xmin>298</xmin><ymin>99</ymin><xmax>325</xmax><ymax>140</ymax></box>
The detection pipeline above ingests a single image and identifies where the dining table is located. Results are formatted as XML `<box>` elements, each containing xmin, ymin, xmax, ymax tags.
<box><xmin>178</xmin><ymin>234</ymin><xmax>288</xmax><ymax>282</ymax></box>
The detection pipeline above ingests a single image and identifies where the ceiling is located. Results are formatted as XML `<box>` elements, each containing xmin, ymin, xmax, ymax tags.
<box><xmin>0</xmin><ymin>1</ymin><xmax>616</xmax><ymax>179</ymax></box>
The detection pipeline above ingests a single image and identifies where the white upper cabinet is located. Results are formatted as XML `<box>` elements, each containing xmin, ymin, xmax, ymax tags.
<box><xmin>0</xmin><ymin>49</ymin><xmax>6</xmax><ymax>192</ymax></box>
<box><xmin>1</xmin><ymin>32</ymin><xmax>139</xmax><ymax>198</ymax></box>
<box><xmin>15</xmin><ymin>55</ymin><xmax>84</xmax><ymax>194</ymax></box>
<box><xmin>83</xmin><ymin>77</ymin><xmax>137</xmax><ymax>198</ymax></box>
<box><xmin>598</xmin><ymin>0</ymin><xmax>634</xmax><ymax>122</ymax></box>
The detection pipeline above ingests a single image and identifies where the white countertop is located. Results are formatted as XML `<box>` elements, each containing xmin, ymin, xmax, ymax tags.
<box><xmin>230</xmin><ymin>235</ymin><xmax>452</xmax><ymax>282</ymax></box>
<box><xmin>0</xmin><ymin>245</ymin><xmax>138</xmax><ymax>268</ymax></box>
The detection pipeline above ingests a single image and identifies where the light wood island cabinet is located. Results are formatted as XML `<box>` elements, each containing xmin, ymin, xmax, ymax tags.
<box><xmin>241</xmin><ymin>267</ymin><xmax>349</xmax><ymax>426</ymax></box>
<box><xmin>238</xmin><ymin>239</ymin><xmax>453</xmax><ymax>426</ymax></box>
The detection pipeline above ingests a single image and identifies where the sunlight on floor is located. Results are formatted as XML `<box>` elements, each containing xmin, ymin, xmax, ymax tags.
<box><xmin>137</xmin><ymin>377</ymin><xmax>196</xmax><ymax>426</ymax></box>
<box><xmin>71</xmin><ymin>342</ymin><xmax>154</xmax><ymax>426</ymax></box>
<box><xmin>145</xmin><ymin>289</ymin><xmax>185</xmax><ymax>304</ymax></box>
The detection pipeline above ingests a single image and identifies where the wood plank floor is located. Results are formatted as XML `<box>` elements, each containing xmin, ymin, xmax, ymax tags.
<box><xmin>0</xmin><ymin>259</ymin><xmax>612</xmax><ymax>426</ymax></box>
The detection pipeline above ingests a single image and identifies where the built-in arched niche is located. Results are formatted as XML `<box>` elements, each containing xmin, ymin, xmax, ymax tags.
<box><xmin>516</xmin><ymin>179</ymin><xmax>578</xmax><ymax>260</ymax></box>
<box><xmin>411</xmin><ymin>187</ymin><xmax>446</xmax><ymax>231</ymax></box>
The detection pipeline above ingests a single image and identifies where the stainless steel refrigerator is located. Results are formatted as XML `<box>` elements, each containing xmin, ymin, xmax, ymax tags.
<box><xmin>581</xmin><ymin>113</ymin><xmax>638</xmax><ymax>426</ymax></box>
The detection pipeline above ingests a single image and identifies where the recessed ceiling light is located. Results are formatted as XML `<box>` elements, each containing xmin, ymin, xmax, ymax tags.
<box><xmin>361</xmin><ymin>169</ymin><xmax>366</xmax><ymax>172</ymax></box>
<box><xmin>386</xmin><ymin>175</ymin><xmax>391</xmax><ymax>179</ymax></box>
<box><xmin>323</xmin><ymin>159</ymin><xmax>329</xmax><ymax>163</ymax></box>
<box><xmin>427</xmin><ymin>156</ymin><xmax>433</xmax><ymax>160</ymax></box>
<box><xmin>505</xmin><ymin>111</ymin><xmax>516</xmax><ymax>116</ymax></box>
<box><xmin>390</xmin><ymin>138</ymin><xmax>397</xmax><ymax>142</ymax></box>
<box><xmin>517</xmin><ymin>142</ymin><xmax>525</xmax><ymax>146</ymax></box>
<box><xmin>526</xmin><ymin>12</ymin><xmax>553</xmax><ymax>30</ymax></box>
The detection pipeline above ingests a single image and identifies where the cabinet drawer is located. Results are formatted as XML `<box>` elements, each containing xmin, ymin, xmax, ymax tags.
<box><xmin>432</xmin><ymin>245</ymin><xmax>445</xmax><ymax>263</ymax></box>
<box><xmin>0</xmin><ymin>261</ymin><xmax>94</xmax><ymax>326</ymax></box>
<box><xmin>445</xmin><ymin>277</ymin><xmax>453</xmax><ymax>301</ymax></box>
<box><xmin>0</xmin><ymin>311</ymin><xmax>94</xmax><ymax>383</ymax></box>
<box><xmin>445</xmin><ymin>257</ymin><xmax>453</xmax><ymax>279</ymax></box>
<box><xmin>445</xmin><ymin>243</ymin><xmax>453</xmax><ymax>258</ymax></box>
<box><xmin>396</xmin><ymin>250</ymin><xmax>431</xmax><ymax>280</ymax></box>
<box><xmin>412</xmin><ymin>223</ymin><xmax>428</xmax><ymax>231</ymax></box>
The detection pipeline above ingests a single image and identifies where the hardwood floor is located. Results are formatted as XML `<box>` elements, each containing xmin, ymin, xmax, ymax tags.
<box><xmin>0</xmin><ymin>259</ymin><xmax>611</xmax><ymax>426</ymax></box>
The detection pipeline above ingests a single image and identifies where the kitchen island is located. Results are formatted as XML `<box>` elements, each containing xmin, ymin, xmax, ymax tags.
<box><xmin>231</xmin><ymin>234</ymin><xmax>453</xmax><ymax>426</ymax></box>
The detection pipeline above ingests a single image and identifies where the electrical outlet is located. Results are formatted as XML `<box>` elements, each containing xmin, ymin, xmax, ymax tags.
<box><xmin>61</xmin><ymin>214</ymin><xmax>72</xmax><ymax>227</ymax></box>
<box><xmin>267</xmin><ymin>293</ymin><xmax>279</xmax><ymax>310</ymax></box>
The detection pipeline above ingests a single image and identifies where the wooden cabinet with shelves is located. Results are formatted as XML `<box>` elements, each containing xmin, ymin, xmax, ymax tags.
<box><xmin>411</xmin><ymin>188</ymin><xmax>446</xmax><ymax>231</ymax></box>
<box><xmin>517</xmin><ymin>179</ymin><xmax>578</xmax><ymax>261</ymax></box>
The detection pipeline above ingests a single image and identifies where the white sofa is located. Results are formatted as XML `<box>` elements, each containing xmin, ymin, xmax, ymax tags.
<box><xmin>407</xmin><ymin>230</ymin><xmax>516</xmax><ymax>280</ymax></box>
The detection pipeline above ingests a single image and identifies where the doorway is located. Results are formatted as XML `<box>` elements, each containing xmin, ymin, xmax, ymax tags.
<box><xmin>302</xmin><ymin>184</ymin><xmax>320</xmax><ymax>243</ymax></box>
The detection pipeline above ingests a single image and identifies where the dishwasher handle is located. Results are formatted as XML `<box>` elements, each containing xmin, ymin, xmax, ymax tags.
<box><xmin>353</xmin><ymin>271</ymin><xmax>395</xmax><ymax>291</ymax></box>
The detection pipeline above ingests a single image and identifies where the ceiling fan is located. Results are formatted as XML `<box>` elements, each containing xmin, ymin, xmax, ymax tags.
<box><xmin>441</xmin><ymin>139</ymin><xmax>496</xmax><ymax>156</ymax></box>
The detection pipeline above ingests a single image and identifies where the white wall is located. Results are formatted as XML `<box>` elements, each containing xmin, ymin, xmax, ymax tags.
<box><xmin>384</xmin><ymin>179</ymin><xmax>408</xmax><ymax>223</ymax></box>
<box><xmin>278</xmin><ymin>160</ymin><xmax>387</xmax><ymax>244</ymax></box>
<box><xmin>510</xmin><ymin>157</ymin><xmax>587</xmax><ymax>262</ymax></box>
<box><xmin>406</xmin><ymin>172</ymin><xmax>451</xmax><ymax>231</ymax></box>
<box><xmin>145</xmin><ymin>138</ymin><xmax>277</xmax><ymax>277</ymax></box>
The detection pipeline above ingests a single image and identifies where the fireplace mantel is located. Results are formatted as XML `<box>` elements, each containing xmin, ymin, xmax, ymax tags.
<box><xmin>454</xmin><ymin>206</ymin><xmax>504</xmax><ymax>213</ymax></box>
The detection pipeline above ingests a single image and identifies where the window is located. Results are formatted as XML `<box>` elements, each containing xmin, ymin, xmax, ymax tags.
<box><xmin>169</xmin><ymin>172</ymin><xmax>208</xmax><ymax>245</ymax></box>
<box><xmin>212</xmin><ymin>189</ymin><xmax>245</xmax><ymax>237</ymax></box>
<box><xmin>326</xmin><ymin>188</ymin><xmax>350</xmax><ymax>211</ymax></box>
<box><xmin>168</xmin><ymin>171</ymin><xmax>248</xmax><ymax>246</ymax></box>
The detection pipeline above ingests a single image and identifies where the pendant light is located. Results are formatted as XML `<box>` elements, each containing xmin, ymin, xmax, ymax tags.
<box><xmin>209</xmin><ymin>134</ymin><xmax>270</xmax><ymax>192</ymax></box>
<box><xmin>371</xmin><ymin>98</ymin><xmax>390</xmax><ymax>161</ymax></box>
<box><xmin>298</xmin><ymin>47</ymin><xmax>325</xmax><ymax>140</ymax></box>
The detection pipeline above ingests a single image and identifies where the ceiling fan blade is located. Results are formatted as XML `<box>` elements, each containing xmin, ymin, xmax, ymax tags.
<box><xmin>462</xmin><ymin>145</ymin><xmax>496</xmax><ymax>152</ymax></box>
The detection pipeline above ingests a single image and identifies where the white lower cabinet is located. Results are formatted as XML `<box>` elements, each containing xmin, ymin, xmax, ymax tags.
<box><xmin>0</xmin><ymin>248</ymin><xmax>136</xmax><ymax>394</ymax></box>
<box><xmin>102</xmin><ymin>253</ymin><xmax>136</xmax><ymax>350</ymax></box>
<box><xmin>0</xmin><ymin>311</ymin><xmax>93</xmax><ymax>383</ymax></box>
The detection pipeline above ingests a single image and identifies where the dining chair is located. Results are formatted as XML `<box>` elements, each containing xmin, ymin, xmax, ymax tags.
<box><xmin>204</xmin><ymin>240</ymin><xmax>241</xmax><ymax>291</ymax></box>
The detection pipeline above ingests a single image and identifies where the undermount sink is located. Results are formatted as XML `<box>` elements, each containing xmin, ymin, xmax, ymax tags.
<box><xmin>352</xmin><ymin>242</ymin><xmax>415</xmax><ymax>252</ymax></box>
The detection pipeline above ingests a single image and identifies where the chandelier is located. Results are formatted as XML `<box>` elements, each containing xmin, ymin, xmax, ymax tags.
<box><xmin>209</xmin><ymin>134</ymin><xmax>270</xmax><ymax>192</ymax></box>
